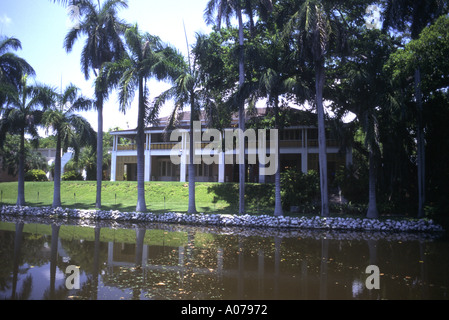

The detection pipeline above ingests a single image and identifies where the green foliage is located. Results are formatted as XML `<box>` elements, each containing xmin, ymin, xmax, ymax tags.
<box><xmin>280</xmin><ymin>169</ymin><xmax>319</xmax><ymax>211</ymax></box>
<box><xmin>385</xmin><ymin>15</ymin><xmax>449</xmax><ymax>95</ymax></box>
<box><xmin>39</xmin><ymin>136</ymin><xmax>57</xmax><ymax>148</ymax></box>
<box><xmin>24</xmin><ymin>169</ymin><xmax>48</xmax><ymax>182</ymax></box>
<box><xmin>0</xmin><ymin>134</ymin><xmax>48</xmax><ymax>175</ymax></box>
<box><xmin>207</xmin><ymin>183</ymin><xmax>275</xmax><ymax>213</ymax></box>
<box><xmin>335</xmin><ymin>149</ymin><xmax>369</xmax><ymax>204</ymax></box>
<box><xmin>62</xmin><ymin>170</ymin><xmax>83</xmax><ymax>181</ymax></box>
<box><xmin>1</xmin><ymin>1</ymin><xmax>447</xmax><ymax>218</ymax></box>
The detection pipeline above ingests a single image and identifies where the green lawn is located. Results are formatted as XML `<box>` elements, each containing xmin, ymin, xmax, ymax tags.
<box><xmin>0</xmin><ymin>181</ymin><xmax>276</xmax><ymax>214</ymax></box>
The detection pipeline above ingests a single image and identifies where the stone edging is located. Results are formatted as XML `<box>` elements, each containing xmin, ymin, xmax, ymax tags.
<box><xmin>0</xmin><ymin>205</ymin><xmax>445</xmax><ymax>233</ymax></box>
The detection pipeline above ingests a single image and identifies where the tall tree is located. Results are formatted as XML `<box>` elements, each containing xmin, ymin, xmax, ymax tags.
<box><xmin>382</xmin><ymin>0</ymin><xmax>449</xmax><ymax>217</ymax></box>
<box><xmin>42</xmin><ymin>84</ymin><xmax>95</xmax><ymax>207</ymax></box>
<box><xmin>256</xmin><ymin>18</ymin><xmax>301</xmax><ymax>216</ymax></box>
<box><xmin>101</xmin><ymin>24</ymin><xmax>183</xmax><ymax>212</ymax></box>
<box><xmin>205</xmin><ymin>0</ymin><xmax>247</xmax><ymax>215</ymax></box>
<box><xmin>332</xmin><ymin>29</ymin><xmax>400</xmax><ymax>218</ymax></box>
<box><xmin>0</xmin><ymin>75</ymin><xmax>48</xmax><ymax>206</ymax></box>
<box><xmin>204</xmin><ymin>0</ymin><xmax>273</xmax><ymax>214</ymax></box>
<box><xmin>153</xmin><ymin>34</ymin><xmax>202</xmax><ymax>214</ymax></box>
<box><xmin>193</xmin><ymin>30</ymin><xmax>238</xmax><ymax>130</ymax></box>
<box><xmin>61</xmin><ymin>0</ymin><xmax>128</xmax><ymax>209</ymax></box>
<box><xmin>281</xmin><ymin>0</ymin><xmax>355</xmax><ymax>216</ymax></box>
<box><xmin>0</xmin><ymin>36</ymin><xmax>35</xmax><ymax>107</ymax></box>
<box><xmin>385</xmin><ymin>13</ymin><xmax>449</xmax><ymax>217</ymax></box>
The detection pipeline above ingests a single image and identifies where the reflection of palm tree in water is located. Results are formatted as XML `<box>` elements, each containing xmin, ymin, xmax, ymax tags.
<box><xmin>11</xmin><ymin>222</ymin><xmax>26</xmax><ymax>300</ymax></box>
<box><xmin>132</xmin><ymin>227</ymin><xmax>146</xmax><ymax>300</ymax></box>
<box><xmin>179</xmin><ymin>231</ymin><xmax>196</xmax><ymax>297</ymax></box>
<box><xmin>43</xmin><ymin>223</ymin><xmax>70</xmax><ymax>300</ymax></box>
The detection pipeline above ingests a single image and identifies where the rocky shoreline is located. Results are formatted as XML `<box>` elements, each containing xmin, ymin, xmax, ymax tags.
<box><xmin>0</xmin><ymin>205</ymin><xmax>445</xmax><ymax>233</ymax></box>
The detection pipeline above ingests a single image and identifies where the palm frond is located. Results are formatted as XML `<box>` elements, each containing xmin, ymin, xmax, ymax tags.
<box><xmin>0</xmin><ymin>37</ymin><xmax>22</xmax><ymax>55</ymax></box>
<box><xmin>117</xmin><ymin>68</ymin><xmax>137</xmax><ymax>112</ymax></box>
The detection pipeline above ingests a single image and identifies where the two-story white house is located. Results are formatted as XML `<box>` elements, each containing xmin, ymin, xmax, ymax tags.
<box><xmin>109</xmin><ymin>108</ymin><xmax>352</xmax><ymax>184</ymax></box>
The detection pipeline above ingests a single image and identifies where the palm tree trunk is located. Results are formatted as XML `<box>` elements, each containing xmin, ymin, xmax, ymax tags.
<box><xmin>16</xmin><ymin>128</ymin><xmax>26</xmax><ymax>206</ymax></box>
<box><xmin>238</xmin><ymin>7</ymin><xmax>245</xmax><ymax>215</ymax></box>
<box><xmin>315</xmin><ymin>62</ymin><xmax>329</xmax><ymax>217</ymax></box>
<box><xmin>188</xmin><ymin>91</ymin><xmax>197</xmax><ymax>214</ymax></box>
<box><xmin>11</xmin><ymin>221</ymin><xmax>24</xmax><ymax>299</ymax></box>
<box><xmin>136</xmin><ymin>78</ymin><xmax>147</xmax><ymax>212</ymax></box>
<box><xmin>366</xmin><ymin>146</ymin><xmax>379</xmax><ymax>219</ymax></box>
<box><xmin>274</xmin><ymin>95</ymin><xmax>283</xmax><ymax>216</ymax></box>
<box><xmin>49</xmin><ymin>223</ymin><xmax>60</xmax><ymax>299</ymax></box>
<box><xmin>95</xmin><ymin>95</ymin><xmax>103</xmax><ymax>209</ymax></box>
<box><xmin>415</xmin><ymin>67</ymin><xmax>425</xmax><ymax>218</ymax></box>
<box><xmin>52</xmin><ymin>134</ymin><xmax>62</xmax><ymax>208</ymax></box>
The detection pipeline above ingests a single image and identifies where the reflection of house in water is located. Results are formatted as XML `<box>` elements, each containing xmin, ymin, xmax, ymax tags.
<box><xmin>1</xmin><ymin>221</ymin><xmax>438</xmax><ymax>300</ymax></box>
<box><xmin>106</xmin><ymin>242</ymin><xmax>224</xmax><ymax>274</ymax></box>
<box><xmin>103</xmin><ymin>231</ymin><xmax>289</xmax><ymax>299</ymax></box>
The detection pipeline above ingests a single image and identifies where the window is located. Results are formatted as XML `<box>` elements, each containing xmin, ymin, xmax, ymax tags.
<box><xmin>160</xmin><ymin>160</ymin><xmax>173</xmax><ymax>176</ymax></box>
<box><xmin>281</xmin><ymin>129</ymin><xmax>301</xmax><ymax>140</ymax></box>
<box><xmin>195</xmin><ymin>163</ymin><xmax>213</xmax><ymax>177</ymax></box>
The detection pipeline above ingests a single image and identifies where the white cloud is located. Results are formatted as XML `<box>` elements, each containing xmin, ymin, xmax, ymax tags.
<box><xmin>0</xmin><ymin>13</ymin><xmax>12</xmax><ymax>27</ymax></box>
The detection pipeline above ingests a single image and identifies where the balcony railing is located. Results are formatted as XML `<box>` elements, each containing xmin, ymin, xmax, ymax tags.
<box><xmin>117</xmin><ymin>144</ymin><xmax>139</xmax><ymax>151</ymax></box>
<box><xmin>307</xmin><ymin>139</ymin><xmax>339</xmax><ymax>147</ymax></box>
<box><xmin>151</xmin><ymin>142</ymin><xmax>178</xmax><ymax>150</ymax></box>
<box><xmin>279</xmin><ymin>140</ymin><xmax>303</xmax><ymax>148</ymax></box>
<box><xmin>116</xmin><ymin>139</ymin><xmax>340</xmax><ymax>151</ymax></box>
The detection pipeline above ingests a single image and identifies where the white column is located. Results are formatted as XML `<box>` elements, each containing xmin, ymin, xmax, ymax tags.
<box><xmin>180</xmin><ymin>131</ymin><xmax>187</xmax><ymax>182</ymax></box>
<box><xmin>301</xmin><ymin>128</ymin><xmax>308</xmax><ymax>173</ymax></box>
<box><xmin>110</xmin><ymin>151</ymin><xmax>117</xmax><ymax>181</ymax></box>
<box><xmin>144</xmin><ymin>133</ymin><xmax>151</xmax><ymax>182</ymax></box>
<box><xmin>111</xmin><ymin>136</ymin><xmax>117</xmax><ymax>181</ymax></box>
<box><xmin>218</xmin><ymin>151</ymin><xmax>225</xmax><ymax>183</ymax></box>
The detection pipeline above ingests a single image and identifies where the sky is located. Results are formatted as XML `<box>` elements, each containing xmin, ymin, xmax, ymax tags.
<box><xmin>0</xmin><ymin>0</ymin><xmax>213</xmax><ymax>134</ymax></box>
<box><xmin>1</xmin><ymin>0</ymin><xmax>359</xmax><ymax>137</ymax></box>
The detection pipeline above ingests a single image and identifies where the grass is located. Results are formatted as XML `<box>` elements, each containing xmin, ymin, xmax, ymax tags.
<box><xmin>0</xmin><ymin>181</ymin><xmax>277</xmax><ymax>215</ymax></box>
<box><xmin>2</xmin><ymin>181</ymin><xmax>425</xmax><ymax>221</ymax></box>
<box><xmin>1</xmin><ymin>181</ymin><xmax>444</xmax><ymax>231</ymax></box>
<box><xmin>0</xmin><ymin>220</ymin><xmax>218</xmax><ymax>247</ymax></box>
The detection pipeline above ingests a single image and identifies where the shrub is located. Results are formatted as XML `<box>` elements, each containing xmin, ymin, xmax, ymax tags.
<box><xmin>62</xmin><ymin>170</ymin><xmax>83</xmax><ymax>181</ymax></box>
<box><xmin>24</xmin><ymin>169</ymin><xmax>48</xmax><ymax>182</ymax></box>
<box><xmin>335</xmin><ymin>164</ymin><xmax>369</xmax><ymax>204</ymax></box>
<box><xmin>280</xmin><ymin>169</ymin><xmax>319</xmax><ymax>211</ymax></box>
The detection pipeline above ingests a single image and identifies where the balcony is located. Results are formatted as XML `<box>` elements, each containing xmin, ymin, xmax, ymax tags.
<box><xmin>279</xmin><ymin>140</ymin><xmax>303</xmax><ymax>148</ymax></box>
<box><xmin>117</xmin><ymin>144</ymin><xmax>139</xmax><ymax>151</ymax></box>
<box><xmin>307</xmin><ymin>139</ymin><xmax>339</xmax><ymax>147</ymax></box>
<box><xmin>115</xmin><ymin>139</ymin><xmax>340</xmax><ymax>152</ymax></box>
<box><xmin>151</xmin><ymin>142</ymin><xmax>178</xmax><ymax>150</ymax></box>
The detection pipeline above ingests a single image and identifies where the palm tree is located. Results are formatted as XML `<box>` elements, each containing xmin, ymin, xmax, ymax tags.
<box><xmin>154</xmin><ymin>33</ymin><xmax>205</xmax><ymax>214</ymax></box>
<box><xmin>204</xmin><ymin>0</ymin><xmax>272</xmax><ymax>214</ymax></box>
<box><xmin>282</xmin><ymin>0</ymin><xmax>349</xmax><ymax>217</ymax></box>
<box><xmin>382</xmin><ymin>0</ymin><xmax>449</xmax><ymax>218</ymax></box>
<box><xmin>205</xmin><ymin>0</ymin><xmax>246</xmax><ymax>215</ymax></box>
<box><xmin>62</xmin><ymin>0</ymin><xmax>128</xmax><ymax>209</ymax></box>
<box><xmin>42</xmin><ymin>84</ymin><xmax>95</xmax><ymax>208</ymax></box>
<box><xmin>0</xmin><ymin>75</ymin><xmax>47</xmax><ymax>206</ymax></box>
<box><xmin>101</xmin><ymin>24</ymin><xmax>182</xmax><ymax>212</ymax></box>
<box><xmin>332</xmin><ymin>28</ymin><xmax>391</xmax><ymax>219</ymax></box>
<box><xmin>0</xmin><ymin>36</ymin><xmax>35</xmax><ymax>107</ymax></box>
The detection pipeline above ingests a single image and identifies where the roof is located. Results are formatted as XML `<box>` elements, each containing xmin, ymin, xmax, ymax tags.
<box><xmin>110</xmin><ymin>107</ymin><xmax>320</xmax><ymax>137</ymax></box>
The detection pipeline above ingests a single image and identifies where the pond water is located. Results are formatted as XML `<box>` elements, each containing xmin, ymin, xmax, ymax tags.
<box><xmin>0</xmin><ymin>215</ymin><xmax>448</xmax><ymax>300</ymax></box>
